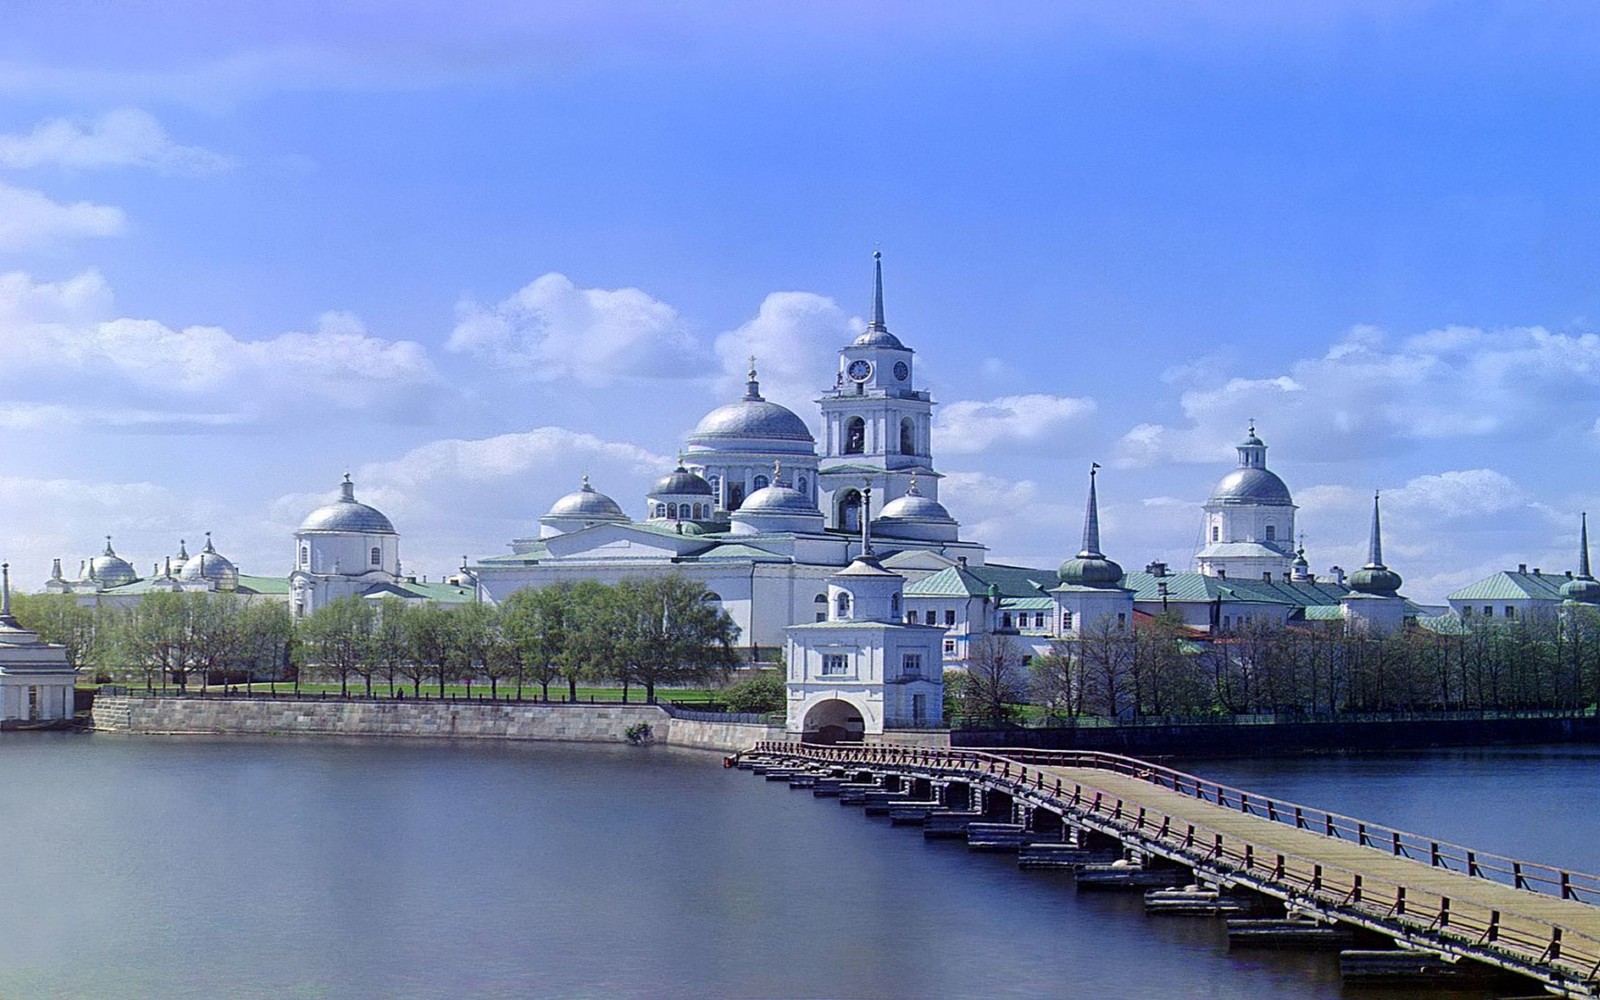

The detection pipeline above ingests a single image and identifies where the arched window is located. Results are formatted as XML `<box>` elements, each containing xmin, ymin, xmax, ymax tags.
<box><xmin>837</xmin><ymin>489</ymin><xmax>862</xmax><ymax>532</ymax></box>
<box><xmin>691</xmin><ymin>503</ymin><xmax>703</xmax><ymax>519</ymax></box>
<box><xmin>797</xmin><ymin>475</ymin><xmax>808</xmax><ymax>495</ymax></box>
<box><xmin>900</xmin><ymin>417</ymin><xmax>916</xmax><ymax>455</ymax></box>
<box><xmin>814</xmin><ymin>592</ymin><xmax>827</xmax><ymax>622</ymax></box>
<box><xmin>708</xmin><ymin>475</ymin><xmax>721</xmax><ymax>505</ymax></box>
<box><xmin>844</xmin><ymin>416</ymin><xmax>866</xmax><ymax>455</ymax></box>
<box><xmin>836</xmin><ymin>592</ymin><xmax>852</xmax><ymax>618</ymax></box>
<box><xmin>370</xmin><ymin>546</ymin><xmax>381</xmax><ymax>566</ymax></box>
<box><xmin>300</xmin><ymin>544</ymin><xmax>309</xmax><ymax>568</ymax></box>
<box><xmin>654</xmin><ymin>503</ymin><xmax>666</xmax><ymax>518</ymax></box>
<box><xmin>667</xmin><ymin>502</ymin><xmax>679</xmax><ymax>519</ymax></box>
<box><xmin>891</xmin><ymin>593</ymin><xmax>901</xmax><ymax>617</ymax></box>
<box><xmin>728</xmin><ymin>483</ymin><xmax>745</xmax><ymax>511</ymax></box>
<box><xmin>752</xmin><ymin>475</ymin><xmax>769</xmax><ymax>491</ymax></box>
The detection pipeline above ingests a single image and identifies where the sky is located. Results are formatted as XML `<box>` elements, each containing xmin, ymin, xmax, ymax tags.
<box><xmin>4</xmin><ymin>1</ymin><xmax>1600</xmax><ymax>603</ymax></box>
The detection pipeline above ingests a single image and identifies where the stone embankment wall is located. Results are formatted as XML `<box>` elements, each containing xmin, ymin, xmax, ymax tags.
<box><xmin>91</xmin><ymin>695</ymin><xmax>783</xmax><ymax>752</ymax></box>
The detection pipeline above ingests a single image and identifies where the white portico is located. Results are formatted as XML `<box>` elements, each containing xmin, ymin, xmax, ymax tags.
<box><xmin>784</xmin><ymin>498</ymin><xmax>944</xmax><ymax>740</ymax></box>
<box><xmin>0</xmin><ymin>564</ymin><xmax>78</xmax><ymax>726</ymax></box>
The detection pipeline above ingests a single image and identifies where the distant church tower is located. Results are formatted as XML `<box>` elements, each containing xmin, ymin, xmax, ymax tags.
<box><xmin>1195</xmin><ymin>423</ymin><xmax>1297</xmax><ymax>581</ymax></box>
<box><xmin>817</xmin><ymin>252</ymin><xmax>937</xmax><ymax>532</ymax></box>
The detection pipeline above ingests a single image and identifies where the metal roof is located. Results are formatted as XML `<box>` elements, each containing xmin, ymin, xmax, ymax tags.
<box><xmin>1446</xmin><ymin>571</ymin><xmax>1569</xmax><ymax>603</ymax></box>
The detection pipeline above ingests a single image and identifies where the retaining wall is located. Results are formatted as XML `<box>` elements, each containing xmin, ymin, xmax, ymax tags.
<box><xmin>90</xmin><ymin>694</ymin><xmax>777</xmax><ymax>752</ymax></box>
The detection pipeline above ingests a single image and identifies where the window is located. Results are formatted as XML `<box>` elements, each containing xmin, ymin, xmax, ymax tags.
<box><xmin>1484</xmin><ymin>606</ymin><xmax>1493</xmax><ymax>617</ymax></box>
<box><xmin>902</xmin><ymin>652</ymin><xmax>922</xmax><ymax>678</ymax></box>
<box><xmin>837</xmin><ymin>490</ymin><xmax>862</xmax><ymax>532</ymax></box>
<box><xmin>654</xmin><ymin>503</ymin><xmax>666</xmax><ymax>518</ymax></box>
<box><xmin>836</xmin><ymin>592</ymin><xmax>852</xmax><ymax>618</ymax></box>
<box><xmin>1001</xmin><ymin>612</ymin><xmax>1013</xmax><ymax>629</ymax></box>
<box><xmin>1461</xmin><ymin>605</ymin><xmax>1473</xmax><ymax>617</ymax></box>
<box><xmin>1034</xmin><ymin>613</ymin><xmax>1045</xmax><ymax>629</ymax></box>
<box><xmin>945</xmin><ymin>609</ymin><xmax>956</xmax><ymax>626</ymax></box>
<box><xmin>900</xmin><ymin>417</ymin><xmax>916</xmax><ymax>455</ymax></box>
<box><xmin>300</xmin><ymin>544</ymin><xmax>309</xmax><ymax>568</ymax></box>
<box><xmin>797</xmin><ymin>475</ymin><xmax>808</xmax><ymax>495</ymax></box>
<box><xmin>708</xmin><ymin>475</ymin><xmax>721</xmax><ymax>504</ymax></box>
<box><xmin>906</xmin><ymin>611</ymin><xmax>917</xmax><ymax>624</ymax></box>
<box><xmin>752</xmin><ymin>475</ymin><xmax>769</xmax><ymax>491</ymax></box>
<box><xmin>1211</xmin><ymin>525</ymin><xmax>1220</xmax><ymax>542</ymax></box>
<box><xmin>667</xmin><ymin>502</ymin><xmax>678</xmax><ymax>519</ymax></box>
<box><xmin>844</xmin><ymin>416</ymin><xmax>866</xmax><ymax>455</ymax></box>
<box><xmin>1117</xmin><ymin>612</ymin><xmax>1127</xmax><ymax>628</ymax></box>
<box><xmin>912</xmin><ymin>693</ymin><xmax>927</xmax><ymax>725</ymax></box>
<box><xmin>891</xmin><ymin>593</ymin><xmax>900</xmax><ymax>617</ymax></box>
<box><xmin>370</xmin><ymin>547</ymin><xmax>381</xmax><ymax>566</ymax></box>
<box><xmin>822</xmin><ymin>654</ymin><xmax>848</xmax><ymax>676</ymax></box>
<box><xmin>1505</xmin><ymin>606</ymin><xmax>1516</xmax><ymax>619</ymax></box>
<box><xmin>1061</xmin><ymin>611</ymin><xmax>1074</xmax><ymax>631</ymax></box>
<box><xmin>943</xmin><ymin>640</ymin><xmax>956</xmax><ymax>655</ymax></box>
<box><xmin>814</xmin><ymin>593</ymin><xmax>827</xmax><ymax>622</ymax></box>
<box><xmin>1265</xmin><ymin>525</ymin><xmax>1276</xmax><ymax>541</ymax></box>
<box><xmin>691</xmin><ymin>503</ymin><xmax>703</xmax><ymax>519</ymax></box>
<box><xmin>728</xmin><ymin>483</ymin><xmax>745</xmax><ymax>510</ymax></box>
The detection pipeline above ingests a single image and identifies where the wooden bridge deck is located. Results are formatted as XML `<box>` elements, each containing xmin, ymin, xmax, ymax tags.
<box><xmin>745</xmin><ymin>742</ymin><xmax>1600</xmax><ymax>997</ymax></box>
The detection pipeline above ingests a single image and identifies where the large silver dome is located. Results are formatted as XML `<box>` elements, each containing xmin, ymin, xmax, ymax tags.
<box><xmin>1209</xmin><ymin>467</ymin><xmax>1294</xmax><ymax>506</ymax></box>
<box><xmin>877</xmin><ymin>492</ymin><xmax>953</xmax><ymax>522</ymax></box>
<box><xmin>738</xmin><ymin>483</ymin><xmax>818</xmax><ymax>515</ymax></box>
<box><xmin>300</xmin><ymin>475</ymin><xmax>397</xmax><ymax>534</ymax></box>
<box><xmin>546</xmin><ymin>477</ymin><xmax>628</xmax><ymax>521</ymax></box>
<box><xmin>688</xmin><ymin>365</ymin><xmax>814</xmax><ymax>448</ymax></box>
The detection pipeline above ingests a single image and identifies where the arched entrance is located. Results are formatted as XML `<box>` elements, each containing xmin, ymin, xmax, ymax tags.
<box><xmin>803</xmin><ymin>698</ymin><xmax>866</xmax><ymax>744</ymax></box>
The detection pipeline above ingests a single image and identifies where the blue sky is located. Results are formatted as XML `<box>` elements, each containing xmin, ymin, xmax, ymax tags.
<box><xmin>4</xmin><ymin>2</ymin><xmax>1600</xmax><ymax>602</ymax></box>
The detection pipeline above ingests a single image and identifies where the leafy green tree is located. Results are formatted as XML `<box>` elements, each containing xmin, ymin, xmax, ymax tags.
<box><xmin>454</xmin><ymin>602</ymin><xmax>511</xmax><ymax>698</ymax></box>
<box><xmin>11</xmin><ymin>592</ymin><xmax>104</xmax><ymax>674</ymax></box>
<box><xmin>719</xmin><ymin>670</ymin><xmax>785</xmax><ymax>713</ymax></box>
<box><xmin>370</xmin><ymin>597</ymin><xmax>411</xmax><ymax>695</ymax></box>
<box><xmin>501</xmin><ymin>584</ymin><xmax>572</xmax><ymax>700</ymax></box>
<box><xmin>404</xmin><ymin>601</ymin><xmax>460</xmax><ymax>698</ymax></box>
<box><xmin>614</xmin><ymin>575</ymin><xmax>740</xmax><ymax>702</ymax></box>
<box><xmin>958</xmin><ymin>634</ymin><xmax>1027</xmax><ymax>727</ymax></box>
<box><xmin>299</xmin><ymin>596</ymin><xmax>375</xmax><ymax>697</ymax></box>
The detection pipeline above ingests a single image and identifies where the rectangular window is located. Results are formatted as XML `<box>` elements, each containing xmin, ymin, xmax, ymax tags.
<box><xmin>821</xmin><ymin>654</ymin><xmax>848</xmax><ymax>676</ymax></box>
<box><xmin>1484</xmin><ymin>606</ymin><xmax>1493</xmax><ymax>617</ymax></box>
<box><xmin>945</xmin><ymin>609</ymin><xmax>956</xmax><ymax>626</ymax></box>
<box><xmin>902</xmin><ymin>653</ymin><xmax>922</xmax><ymax>678</ymax></box>
<box><xmin>1034</xmin><ymin>613</ymin><xmax>1045</xmax><ymax>629</ymax></box>
<box><xmin>1117</xmin><ymin>613</ymin><xmax>1127</xmax><ymax>628</ymax></box>
<box><xmin>1061</xmin><ymin>611</ymin><xmax>1073</xmax><ymax>631</ymax></box>
<box><xmin>1462</xmin><ymin>605</ymin><xmax>1472</xmax><ymax>616</ymax></box>
<box><xmin>943</xmin><ymin>640</ymin><xmax>956</xmax><ymax>655</ymax></box>
<box><xmin>1505</xmin><ymin>606</ymin><xmax>1515</xmax><ymax>619</ymax></box>
<box><xmin>1265</xmin><ymin>525</ymin><xmax>1276</xmax><ymax>541</ymax></box>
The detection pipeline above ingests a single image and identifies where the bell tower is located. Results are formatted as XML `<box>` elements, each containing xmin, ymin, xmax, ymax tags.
<box><xmin>817</xmin><ymin>251</ymin><xmax>937</xmax><ymax>531</ymax></box>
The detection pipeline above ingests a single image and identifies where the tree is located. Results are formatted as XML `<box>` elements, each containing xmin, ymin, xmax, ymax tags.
<box><xmin>614</xmin><ymin>575</ymin><xmax>740</xmax><ymax>702</ymax></box>
<box><xmin>1028</xmin><ymin>642</ymin><xmax>1081</xmax><ymax>722</ymax></box>
<box><xmin>299</xmin><ymin>596</ymin><xmax>375</xmax><ymax>697</ymax></box>
<box><xmin>237</xmin><ymin>600</ymin><xmax>294</xmax><ymax>691</ymax></box>
<box><xmin>501</xmin><ymin>584</ymin><xmax>571</xmax><ymax>700</ymax></box>
<box><xmin>454</xmin><ymin>602</ymin><xmax>513</xmax><ymax>698</ymax></box>
<box><xmin>958</xmin><ymin>634</ymin><xmax>1027</xmax><ymax>727</ymax></box>
<box><xmin>369</xmin><ymin>598</ymin><xmax>410</xmax><ymax>695</ymax></box>
<box><xmin>720</xmin><ymin>670</ymin><xmax>785</xmax><ymax>714</ymax></box>
<box><xmin>404</xmin><ymin>601</ymin><xmax>461</xmax><ymax>698</ymax></box>
<box><xmin>1078</xmin><ymin>615</ymin><xmax>1136</xmax><ymax>718</ymax></box>
<box><xmin>11</xmin><ymin>593</ymin><xmax>104</xmax><ymax>674</ymax></box>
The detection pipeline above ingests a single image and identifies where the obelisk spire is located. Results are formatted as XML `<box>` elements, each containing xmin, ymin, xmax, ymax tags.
<box><xmin>1580</xmin><ymin>512</ymin><xmax>1594</xmax><ymax>580</ymax></box>
<box><xmin>868</xmin><ymin>250</ymin><xmax>887</xmax><ymax>333</ymax></box>
<box><xmin>1366</xmin><ymin>491</ymin><xmax>1385</xmax><ymax>569</ymax></box>
<box><xmin>1079</xmin><ymin>464</ymin><xmax>1104</xmax><ymax>559</ymax></box>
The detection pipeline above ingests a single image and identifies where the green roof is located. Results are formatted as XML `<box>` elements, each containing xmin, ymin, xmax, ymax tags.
<box><xmin>905</xmin><ymin>562</ymin><xmax>1057</xmax><ymax>600</ymax></box>
<box><xmin>1446</xmin><ymin>571</ymin><xmax>1569</xmax><ymax>603</ymax></box>
<box><xmin>1122</xmin><ymin>571</ymin><xmax>1349</xmax><ymax>608</ymax></box>
<box><xmin>361</xmin><ymin>581</ymin><xmax>476</xmax><ymax>604</ymax></box>
<box><xmin>687</xmin><ymin>543</ymin><xmax>790</xmax><ymax>562</ymax></box>
<box><xmin>1417</xmin><ymin>613</ymin><xmax>1471</xmax><ymax>635</ymax></box>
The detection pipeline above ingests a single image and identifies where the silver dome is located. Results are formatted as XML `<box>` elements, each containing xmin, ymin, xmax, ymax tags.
<box><xmin>738</xmin><ymin>483</ymin><xmax>819</xmax><ymax>515</ymax></box>
<box><xmin>300</xmin><ymin>475</ymin><xmax>397</xmax><ymax>534</ymax></box>
<box><xmin>1209</xmin><ymin>467</ymin><xmax>1294</xmax><ymax>506</ymax></box>
<box><xmin>179</xmin><ymin>535</ymin><xmax>239</xmax><ymax>588</ymax></box>
<box><xmin>83</xmin><ymin>540</ymin><xmax>137</xmax><ymax>587</ymax></box>
<box><xmin>877</xmin><ymin>492</ymin><xmax>953</xmax><ymax>522</ymax></box>
<box><xmin>852</xmin><ymin>328</ymin><xmax>905</xmax><ymax>349</ymax></box>
<box><xmin>690</xmin><ymin>399</ymin><xmax>814</xmax><ymax>444</ymax></box>
<box><xmin>546</xmin><ymin>477</ymin><xmax>628</xmax><ymax>521</ymax></box>
<box><xmin>649</xmin><ymin>466</ymin><xmax>713</xmax><ymax>497</ymax></box>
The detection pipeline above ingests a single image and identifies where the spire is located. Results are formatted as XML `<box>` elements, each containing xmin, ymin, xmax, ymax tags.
<box><xmin>178</xmin><ymin>539</ymin><xmax>189</xmax><ymax>559</ymax></box>
<box><xmin>104</xmin><ymin>535</ymin><xmax>115</xmax><ymax>556</ymax></box>
<box><xmin>203</xmin><ymin>531</ymin><xmax>216</xmax><ymax>554</ymax></box>
<box><xmin>1580</xmin><ymin>512</ymin><xmax>1594</xmax><ymax>580</ymax></box>
<box><xmin>868</xmin><ymin>250</ymin><xmax>888</xmax><ymax>334</ymax></box>
<box><xmin>340</xmin><ymin>473</ymin><xmax>356</xmax><ymax>502</ymax></box>
<box><xmin>1078</xmin><ymin>463</ymin><xmax>1104</xmax><ymax>558</ymax></box>
<box><xmin>744</xmin><ymin>356</ymin><xmax>763</xmax><ymax>400</ymax></box>
<box><xmin>1366</xmin><ymin>491</ymin><xmax>1384</xmax><ymax>569</ymax></box>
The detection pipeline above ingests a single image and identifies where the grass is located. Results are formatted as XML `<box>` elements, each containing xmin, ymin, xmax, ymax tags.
<box><xmin>88</xmin><ymin>680</ymin><xmax>723</xmax><ymax>703</ymax></box>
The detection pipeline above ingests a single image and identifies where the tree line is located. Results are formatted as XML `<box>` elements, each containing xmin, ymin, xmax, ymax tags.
<box><xmin>952</xmin><ymin>610</ymin><xmax>1600</xmax><ymax>728</ymax></box>
<box><xmin>11</xmin><ymin>575</ymin><xmax>743</xmax><ymax>702</ymax></box>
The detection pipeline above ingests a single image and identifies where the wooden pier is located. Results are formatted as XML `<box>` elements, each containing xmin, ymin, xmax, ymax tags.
<box><xmin>738</xmin><ymin>740</ymin><xmax>1600</xmax><ymax>998</ymax></box>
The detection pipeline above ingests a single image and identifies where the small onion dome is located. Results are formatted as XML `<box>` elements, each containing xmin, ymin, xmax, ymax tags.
<box><xmin>1347</xmin><ymin>564</ymin><xmax>1402</xmax><ymax>595</ymax></box>
<box><xmin>178</xmin><ymin>534</ymin><xmax>239</xmax><ymax>589</ymax></box>
<box><xmin>84</xmin><ymin>539</ymin><xmax>139</xmax><ymax>588</ymax></box>
<box><xmin>545</xmin><ymin>476</ymin><xmax>629</xmax><ymax>522</ymax></box>
<box><xmin>649</xmin><ymin>465</ymin><xmax>713</xmax><ymax>498</ymax></box>
<box><xmin>1058</xmin><ymin>554</ymin><xmax>1125</xmax><ymax>588</ymax></box>
<box><xmin>1561</xmin><ymin>576</ymin><xmax>1600</xmax><ymax>604</ymax></box>
<box><xmin>1292</xmin><ymin>547</ymin><xmax>1309</xmax><ymax>570</ymax></box>
<box><xmin>300</xmin><ymin>475</ymin><xmax>397</xmax><ymax>534</ymax></box>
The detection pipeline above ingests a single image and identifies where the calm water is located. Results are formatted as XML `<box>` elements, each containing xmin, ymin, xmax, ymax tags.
<box><xmin>1</xmin><ymin>735</ymin><xmax>1596</xmax><ymax>1000</ymax></box>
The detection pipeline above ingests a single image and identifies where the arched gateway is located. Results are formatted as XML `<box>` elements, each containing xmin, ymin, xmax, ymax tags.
<box><xmin>802</xmin><ymin>698</ymin><xmax>865</xmax><ymax>744</ymax></box>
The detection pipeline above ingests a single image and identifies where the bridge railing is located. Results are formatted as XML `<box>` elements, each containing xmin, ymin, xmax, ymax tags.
<box><xmin>750</xmin><ymin>739</ymin><xmax>1600</xmax><ymax>985</ymax></box>
<box><xmin>749</xmin><ymin>741</ymin><xmax>1600</xmax><ymax>907</ymax></box>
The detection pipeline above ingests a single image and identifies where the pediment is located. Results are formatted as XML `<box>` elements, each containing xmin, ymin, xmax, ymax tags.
<box><xmin>542</xmin><ymin>522</ymin><xmax>714</xmax><ymax>560</ymax></box>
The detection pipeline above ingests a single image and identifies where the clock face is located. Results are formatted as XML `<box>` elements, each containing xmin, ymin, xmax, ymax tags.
<box><xmin>847</xmin><ymin>359</ymin><xmax>873</xmax><ymax>382</ymax></box>
<box><xmin>893</xmin><ymin>361</ymin><xmax>909</xmax><ymax>381</ymax></box>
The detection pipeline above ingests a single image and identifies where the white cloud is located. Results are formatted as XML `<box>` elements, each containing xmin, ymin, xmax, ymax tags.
<box><xmin>449</xmin><ymin>272</ymin><xmax>706</xmax><ymax>386</ymax></box>
<box><xmin>713</xmin><ymin>291</ymin><xmax>854</xmax><ymax>419</ymax></box>
<box><xmin>0</xmin><ymin>108</ymin><xmax>234</xmax><ymax>175</ymax></box>
<box><xmin>0</xmin><ymin>270</ymin><xmax>440</xmax><ymax>425</ymax></box>
<box><xmin>934</xmin><ymin>393</ymin><xmax>1096</xmax><ymax>454</ymax></box>
<box><xmin>1114</xmin><ymin>324</ymin><xmax>1600</xmax><ymax>467</ymax></box>
<box><xmin>0</xmin><ymin>180</ymin><xmax>125</xmax><ymax>250</ymax></box>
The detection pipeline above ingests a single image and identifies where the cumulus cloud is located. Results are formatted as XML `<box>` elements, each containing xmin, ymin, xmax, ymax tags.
<box><xmin>449</xmin><ymin>272</ymin><xmax>707</xmax><ymax>386</ymax></box>
<box><xmin>713</xmin><ymin>291</ymin><xmax>855</xmax><ymax>418</ymax></box>
<box><xmin>0</xmin><ymin>269</ymin><xmax>440</xmax><ymax>426</ymax></box>
<box><xmin>0</xmin><ymin>180</ymin><xmax>125</xmax><ymax>250</ymax></box>
<box><xmin>1114</xmin><ymin>324</ymin><xmax>1600</xmax><ymax>467</ymax></box>
<box><xmin>934</xmin><ymin>393</ymin><xmax>1096</xmax><ymax>454</ymax></box>
<box><xmin>0</xmin><ymin>108</ymin><xmax>234</xmax><ymax>175</ymax></box>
